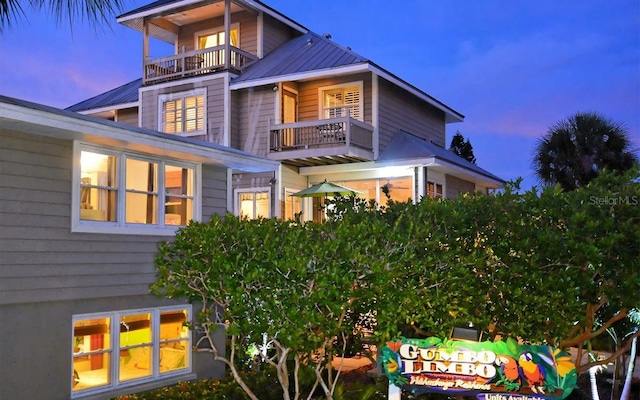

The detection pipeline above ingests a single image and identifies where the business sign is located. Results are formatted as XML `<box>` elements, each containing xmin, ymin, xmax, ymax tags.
<box><xmin>382</xmin><ymin>337</ymin><xmax>577</xmax><ymax>399</ymax></box>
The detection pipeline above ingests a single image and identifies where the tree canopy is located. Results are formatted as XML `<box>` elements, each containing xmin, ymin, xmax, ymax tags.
<box><xmin>449</xmin><ymin>130</ymin><xmax>477</xmax><ymax>164</ymax></box>
<box><xmin>532</xmin><ymin>112</ymin><xmax>638</xmax><ymax>191</ymax></box>
<box><xmin>152</xmin><ymin>166</ymin><xmax>640</xmax><ymax>399</ymax></box>
<box><xmin>0</xmin><ymin>0</ymin><xmax>124</xmax><ymax>32</ymax></box>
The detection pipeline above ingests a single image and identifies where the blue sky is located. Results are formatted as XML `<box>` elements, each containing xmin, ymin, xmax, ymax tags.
<box><xmin>1</xmin><ymin>0</ymin><xmax>639</xmax><ymax>190</ymax></box>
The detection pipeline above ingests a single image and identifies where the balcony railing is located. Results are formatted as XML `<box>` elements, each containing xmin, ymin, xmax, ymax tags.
<box><xmin>268</xmin><ymin>116</ymin><xmax>374</xmax><ymax>165</ymax></box>
<box><xmin>144</xmin><ymin>45</ymin><xmax>258</xmax><ymax>84</ymax></box>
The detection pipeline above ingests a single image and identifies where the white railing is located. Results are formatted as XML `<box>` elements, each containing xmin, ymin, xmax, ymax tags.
<box><xmin>144</xmin><ymin>45</ymin><xmax>258</xmax><ymax>84</ymax></box>
<box><xmin>269</xmin><ymin>116</ymin><xmax>373</xmax><ymax>152</ymax></box>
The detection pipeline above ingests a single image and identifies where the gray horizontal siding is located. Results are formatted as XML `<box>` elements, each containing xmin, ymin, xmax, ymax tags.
<box><xmin>236</xmin><ymin>86</ymin><xmax>276</xmax><ymax>156</ymax></box>
<box><xmin>0</xmin><ymin>129</ymin><xmax>229</xmax><ymax>305</ymax></box>
<box><xmin>298</xmin><ymin>73</ymin><xmax>372</xmax><ymax>125</ymax></box>
<box><xmin>263</xmin><ymin>13</ymin><xmax>296</xmax><ymax>55</ymax></box>
<box><xmin>140</xmin><ymin>77</ymin><xmax>226</xmax><ymax>144</ymax></box>
<box><xmin>378</xmin><ymin>77</ymin><xmax>446</xmax><ymax>152</ymax></box>
<box><xmin>116</xmin><ymin>107</ymin><xmax>139</xmax><ymax>126</ymax></box>
<box><xmin>445</xmin><ymin>174</ymin><xmax>476</xmax><ymax>198</ymax></box>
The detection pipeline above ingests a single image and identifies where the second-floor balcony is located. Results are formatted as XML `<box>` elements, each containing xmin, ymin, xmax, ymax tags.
<box><xmin>268</xmin><ymin>116</ymin><xmax>375</xmax><ymax>167</ymax></box>
<box><xmin>144</xmin><ymin>45</ymin><xmax>258</xmax><ymax>84</ymax></box>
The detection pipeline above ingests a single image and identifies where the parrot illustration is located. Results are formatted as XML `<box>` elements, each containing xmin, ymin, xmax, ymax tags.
<box><xmin>518</xmin><ymin>351</ymin><xmax>546</xmax><ymax>394</ymax></box>
<box><xmin>496</xmin><ymin>355</ymin><xmax>521</xmax><ymax>383</ymax></box>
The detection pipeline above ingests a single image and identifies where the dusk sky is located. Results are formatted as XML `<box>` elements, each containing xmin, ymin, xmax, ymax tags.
<box><xmin>1</xmin><ymin>0</ymin><xmax>639</xmax><ymax>190</ymax></box>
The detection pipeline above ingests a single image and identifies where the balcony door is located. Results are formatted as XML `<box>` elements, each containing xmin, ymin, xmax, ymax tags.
<box><xmin>195</xmin><ymin>24</ymin><xmax>239</xmax><ymax>68</ymax></box>
<box><xmin>281</xmin><ymin>87</ymin><xmax>298</xmax><ymax>147</ymax></box>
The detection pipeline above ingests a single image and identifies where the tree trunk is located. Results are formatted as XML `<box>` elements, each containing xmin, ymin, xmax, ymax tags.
<box><xmin>620</xmin><ymin>336</ymin><xmax>637</xmax><ymax>400</ymax></box>
<box><xmin>589</xmin><ymin>366</ymin><xmax>600</xmax><ymax>400</ymax></box>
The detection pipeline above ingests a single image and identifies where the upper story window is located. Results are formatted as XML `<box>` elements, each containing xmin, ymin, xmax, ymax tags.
<box><xmin>319</xmin><ymin>81</ymin><xmax>363</xmax><ymax>122</ymax></box>
<box><xmin>196</xmin><ymin>23</ymin><xmax>239</xmax><ymax>49</ymax></box>
<box><xmin>71</xmin><ymin>306</ymin><xmax>191</xmax><ymax>398</ymax></box>
<box><xmin>74</xmin><ymin>143</ymin><xmax>200</xmax><ymax>235</ymax></box>
<box><xmin>159</xmin><ymin>89</ymin><xmax>206</xmax><ymax>136</ymax></box>
<box><xmin>196</xmin><ymin>24</ymin><xmax>240</xmax><ymax>68</ymax></box>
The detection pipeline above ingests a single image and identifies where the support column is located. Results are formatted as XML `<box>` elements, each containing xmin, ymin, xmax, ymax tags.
<box><xmin>388</xmin><ymin>383</ymin><xmax>401</xmax><ymax>400</ymax></box>
<box><xmin>142</xmin><ymin>18</ymin><xmax>150</xmax><ymax>82</ymax></box>
<box><xmin>224</xmin><ymin>0</ymin><xmax>231</xmax><ymax>69</ymax></box>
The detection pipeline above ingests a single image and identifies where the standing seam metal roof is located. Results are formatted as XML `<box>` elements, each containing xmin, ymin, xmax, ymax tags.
<box><xmin>232</xmin><ymin>32</ymin><xmax>368</xmax><ymax>83</ymax></box>
<box><xmin>66</xmin><ymin>78</ymin><xmax>142</xmax><ymax>112</ymax></box>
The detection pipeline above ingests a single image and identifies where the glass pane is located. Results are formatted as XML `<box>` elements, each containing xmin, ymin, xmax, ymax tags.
<box><xmin>126</xmin><ymin>192</ymin><xmax>157</xmax><ymax>224</ymax></box>
<box><xmin>126</xmin><ymin>159</ymin><xmax>157</xmax><ymax>192</ymax></box>
<box><xmin>165</xmin><ymin>197</ymin><xmax>192</xmax><ymax>226</ymax></box>
<box><xmin>160</xmin><ymin>341</ymin><xmax>188</xmax><ymax>373</ymax></box>
<box><xmin>255</xmin><ymin>192</ymin><xmax>270</xmax><ymax>218</ymax></box>
<box><xmin>119</xmin><ymin>313</ymin><xmax>152</xmax><ymax>382</ymax></box>
<box><xmin>80</xmin><ymin>151</ymin><xmax>117</xmax><ymax>222</ymax></box>
<box><xmin>284</xmin><ymin>193</ymin><xmax>302</xmax><ymax>221</ymax></box>
<box><xmin>72</xmin><ymin>317</ymin><xmax>111</xmax><ymax>392</ymax></box>
<box><xmin>239</xmin><ymin>193</ymin><xmax>255</xmax><ymax>219</ymax></box>
<box><xmin>382</xmin><ymin>177</ymin><xmax>412</xmax><ymax>205</ymax></box>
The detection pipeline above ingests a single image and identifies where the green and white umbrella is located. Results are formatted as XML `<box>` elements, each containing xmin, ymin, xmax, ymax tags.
<box><xmin>292</xmin><ymin>180</ymin><xmax>361</xmax><ymax>198</ymax></box>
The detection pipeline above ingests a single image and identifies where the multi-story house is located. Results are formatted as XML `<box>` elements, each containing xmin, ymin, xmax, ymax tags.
<box><xmin>0</xmin><ymin>1</ymin><xmax>503</xmax><ymax>399</ymax></box>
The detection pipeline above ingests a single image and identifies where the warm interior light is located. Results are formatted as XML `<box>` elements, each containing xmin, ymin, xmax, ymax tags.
<box><xmin>81</xmin><ymin>151</ymin><xmax>108</xmax><ymax>173</ymax></box>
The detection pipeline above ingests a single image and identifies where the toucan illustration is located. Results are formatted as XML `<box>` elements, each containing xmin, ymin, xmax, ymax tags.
<box><xmin>519</xmin><ymin>352</ymin><xmax>546</xmax><ymax>394</ymax></box>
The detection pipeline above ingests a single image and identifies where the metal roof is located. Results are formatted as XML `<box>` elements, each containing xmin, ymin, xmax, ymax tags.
<box><xmin>378</xmin><ymin>130</ymin><xmax>505</xmax><ymax>184</ymax></box>
<box><xmin>232</xmin><ymin>32</ymin><xmax>368</xmax><ymax>83</ymax></box>
<box><xmin>66</xmin><ymin>78</ymin><xmax>141</xmax><ymax>112</ymax></box>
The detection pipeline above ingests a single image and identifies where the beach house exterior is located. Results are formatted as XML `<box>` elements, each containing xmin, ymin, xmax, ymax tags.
<box><xmin>0</xmin><ymin>0</ymin><xmax>503</xmax><ymax>399</ymax></box>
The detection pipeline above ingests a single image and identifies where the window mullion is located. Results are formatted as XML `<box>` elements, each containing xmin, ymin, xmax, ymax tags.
<box><xmin>152</xmin><ymin>310</ymin><xmax>160</xmax><ymax>377</ymax></box>
<box><xmin>119</xmin><ymin>154</ymin><xmax>128</xmax><ymax>226</ymax></box>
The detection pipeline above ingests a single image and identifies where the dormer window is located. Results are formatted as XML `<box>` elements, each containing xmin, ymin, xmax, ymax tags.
<box><xmin>159</xmin><ymin>89</ymin><xmax>206</xmax><ymax>136</ymax></box>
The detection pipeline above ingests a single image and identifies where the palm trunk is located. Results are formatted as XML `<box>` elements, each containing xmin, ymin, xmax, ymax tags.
<box><xmin>589</xmin><ymin>366</ymin><xmax>600</xmax><ymax>400</ymax></box>
<box><xmin>620</xmin><ymin>336</ymin><xmax>637</xmax><ymax>400</ymax></box>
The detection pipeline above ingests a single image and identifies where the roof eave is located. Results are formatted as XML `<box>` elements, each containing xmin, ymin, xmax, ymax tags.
<box><xmin>0</xmin><ymin>97</ymin><xmax>279</xmax><ymax>173</ymax></box>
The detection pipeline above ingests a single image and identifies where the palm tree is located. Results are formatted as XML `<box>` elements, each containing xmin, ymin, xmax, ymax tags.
<box><xmin>1</xmin><ymin>0</ymin><xmax>124</xmax><ymax>33</ymax></box>
<box><xmin>532</xmin><ymin>112</ymin><xmax>638</xmax><ymax>191</ymax></box>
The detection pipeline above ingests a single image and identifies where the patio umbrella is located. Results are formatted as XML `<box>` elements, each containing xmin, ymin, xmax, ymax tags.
<box><xmin>292</xmin><ymin>180</ymin><xmax>361</xmax><ymax>198</ymax></box>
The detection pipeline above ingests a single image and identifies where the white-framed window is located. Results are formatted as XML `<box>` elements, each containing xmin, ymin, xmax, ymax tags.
<box><xmin>427</xmin><ymin>181</ymin><xmax>444</xmax><ymax>199</ymax></box>
<box><xmin>73</xmin><ymin>142</ymin><xmax>201</xmax><ymax>235</ymax></box>
<box><xmin>71</xmin><ymin>306</ymin><xmax>191</xmax><ymax>398</ymax></box>
<box><xmin>159</xmin><ymin>89</ymin><xmax>206</xmax><ymax>136</ymax></box>
<box><xmin>318</xmin><ymin>81</ymin><xmax>363</xmax><ymax>121</ymax></box>
<box><xmin>235</xmin><ymin>188</ymin><xmax>270</xmax><ymax>219</ymax></box>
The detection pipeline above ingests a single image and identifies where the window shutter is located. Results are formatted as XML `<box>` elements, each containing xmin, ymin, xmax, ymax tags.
<box><xmin>343</xmin><ymin>86</ymin><xmax>361</xmax><ymax>120</ymax></box>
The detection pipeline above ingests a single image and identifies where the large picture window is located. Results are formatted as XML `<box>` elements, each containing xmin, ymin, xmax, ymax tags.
<box><xmin>75</xmin><ymin>144</ymin><xmax>199</xmax><ymax>234</ymax></box>
<box><xmin>160</xmin><ymin>90</ymin><xmax>205</xmax><ymax>136</ymax></box>
<box><xmin>72</xmin><ymin>307</ymin><xmax>191</xmax><ymax>398</ymax></box>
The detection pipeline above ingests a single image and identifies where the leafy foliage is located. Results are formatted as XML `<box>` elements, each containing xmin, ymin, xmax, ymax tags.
<box><xmin>449</xmin><ymin>130</ymin><xmax>477</xmax><ymax>164</ymax></box>
<box><xmin>532</xmin><ymin>112</ymin><xmax>638</xmax><ymax>191</ymax></box>
<box><xmin>0</xmin><ymin>0</ymin><xmax>125</xmax><ymax>32</ymax></box>
<box><xmin>152</xmin><ymin>166</ymin><xmax>639</xmax><ymax>399</ymax></box>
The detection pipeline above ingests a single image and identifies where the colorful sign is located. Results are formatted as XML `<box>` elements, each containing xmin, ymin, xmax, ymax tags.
<box><xmin>382</xmin><ymin>337</ymin><xmax>577</xmax><ymax>399</ymax></box>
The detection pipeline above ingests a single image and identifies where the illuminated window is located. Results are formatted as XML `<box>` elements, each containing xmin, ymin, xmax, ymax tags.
<box><xmin>160</xmin><ymin>90</ymin><xmax>205</xmax><ymax>136</ymax></box>
<box><xmin>319</xmin><ymin>81</ymin><xmax>363</xmax><ymax>121</ymax></box>
<box><xmin>75</xmin><ymin>144</ymin><xmax>199</xmax><ymax>234</ymax></box>
<box><xmin>71</xmin><ymin>307</ymin><xmax>190</xmax><ymax>398</ymax></box>
<box><xmin>196</xmin><ymin>24</ymin><xmax>239</xmax><ymax>68</ymax></box>
<box><xmin>427</xmin><ymin>181</ymin><xmax>443</xmax><ymax>199</ymax></box>
<box><xmin>236</xmin><ymin>190</ymin><xmax>270</xmax><ymax>219</ymax></box>
<box><xmin>284</xmin><ymin>189</ymin><xmax>302</xmax><ymax>221</ymax></box>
